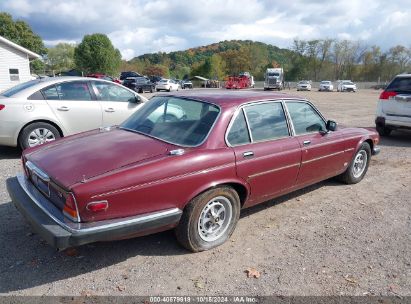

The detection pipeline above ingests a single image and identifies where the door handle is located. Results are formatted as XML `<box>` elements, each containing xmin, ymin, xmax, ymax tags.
<box><xmin>303</xmin><ymin>140</ymin><xmax>311</xmax><ymax>146</ymax></box>
<box><xmin>105</xmin><ymin>108</ymin><xmax>115</xmax><ymax>113</ymax></box>
<box><xmin>243</xmin><ymin>151</ymin><xmax>254</xmax><ymax>158</ymax></box>
<box><xmin>57</xmin><ymin>106</ymin><xmax>69</xmax><ymax>111</ymax></box>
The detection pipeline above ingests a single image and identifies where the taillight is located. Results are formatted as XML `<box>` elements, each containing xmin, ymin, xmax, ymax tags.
<box><xmin>63</xmin><ymin>193</ymin><xmax>80</xmax><ymax>222</ymax></box>
<box><xmin>86</xmin><ymin>200</ymin><xmax>109</xmax><ymax>212</ymax></box>
<box><xmin>379</xmin><ymin>91</ymin><xmax>397</xmax><ymax>100</ymax></box>
<box><xmin>0</xmin><ymin>105</ymin><xmax>5</xmax><ymax>111</ymax></box>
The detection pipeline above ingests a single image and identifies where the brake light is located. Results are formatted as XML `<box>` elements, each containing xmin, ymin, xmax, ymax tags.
<box><xmin>0</xmin><ymin>105</ymin><xmax>5</xmax><ymax>111</ymax></box>
<box><xmin>379</xmin><ymin>91</ymin><xmax>397</xmax><ymax>100</ymax></box>
<box><xmin>63</xmin><ymin>193</ymin><xmax>80</xmax><ymax>222</ymax></box>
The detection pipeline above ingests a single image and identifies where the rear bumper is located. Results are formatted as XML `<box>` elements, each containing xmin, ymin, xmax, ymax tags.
<box><xmin>6</xmin><ymin>175</ymin><xmax>182</xmax><ymax>250</ymax></box>
<box><xmin>376</xmin><ymin>116</ymin><xmax>411</xmax><ymax>129</ymax></box>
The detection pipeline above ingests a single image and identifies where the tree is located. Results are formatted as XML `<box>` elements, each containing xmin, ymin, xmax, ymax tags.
<box><xmin>46</xmin><ymin>43</ymin><xmax>75</xmax><ymax>73</ymax></box>
<box><xmin>143</xmin><ymin>65</ymin><xmax>170</xmax><ymax>77</ymax></box>
<box><xmin>74</xmin><ymin>34</ymin><xmax>121</xmax><ymax>75</ymax></box>
<box><xmin>0</xmin><ymin>12</ymin><xmax>46</xmax><ymax>71</ymax></box>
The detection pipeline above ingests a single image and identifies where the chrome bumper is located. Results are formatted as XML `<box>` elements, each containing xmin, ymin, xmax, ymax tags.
<box><xmin>7</xmin><ymin>174</ymin><xmax>183</xmax><ymax>250</ymax></box>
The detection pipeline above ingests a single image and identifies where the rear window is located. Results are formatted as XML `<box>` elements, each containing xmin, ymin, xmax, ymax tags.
<box><xmin>1</xmin><ymin>80</ymin><xmax>41</xmax><ymax>97</ymax></box>
<box><xmin>121</xmin><ymin>96</ymin><xmax>220</xmax><ymax>147</ymax></box>
<box><xmin>386</xmin><ymin>77</ymin><xmax>411</xmax><ymax>93</ymax></box>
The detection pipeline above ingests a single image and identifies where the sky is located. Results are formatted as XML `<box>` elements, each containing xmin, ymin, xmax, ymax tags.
<box><xmin>1</xmin><ymin>0</ymin><xmax>410</xmax><ymax>60</ymax></box>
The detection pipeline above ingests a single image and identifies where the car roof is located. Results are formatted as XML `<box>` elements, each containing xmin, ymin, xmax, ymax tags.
<box><xmin>3</xmin><ymin>77</ymin><xmax>120</xmax><ymax>98</ymax></box>
<box><xmin>158</xmin><ymin>91</ymin><xmax>305</xmax><ymax>108</ymax></box>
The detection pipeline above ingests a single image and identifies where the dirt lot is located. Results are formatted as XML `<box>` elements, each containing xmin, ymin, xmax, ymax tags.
<box><xmin>0</xmin><ymin>89</ymin><xmax>410</xmax><ymax>296</ymax></box>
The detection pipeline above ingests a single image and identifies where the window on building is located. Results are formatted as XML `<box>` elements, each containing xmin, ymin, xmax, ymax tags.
<box><xmin>9</xmin><ymin>69</ymin><xmax>19</xmax><ymax>81</ymax></box>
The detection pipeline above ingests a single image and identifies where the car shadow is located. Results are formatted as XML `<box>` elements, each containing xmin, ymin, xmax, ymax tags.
<box><xmin>0</xmin><ymin>200</ymin><xmax>188</xmax><ymax>293</ymax></box>
<box><xmin>0</xmin><ymin>146</ymin><xmax>21</xmax><ymax>160</ymax></box>
<box><xmin>379</xmin><ymin>130</ymin><xmax>411</xmax><ymax>148</ymax></box>
<box><xmin>0</xmin><ymin>178</ymin><xmax>342</xmax><ymax>293</ymax></box>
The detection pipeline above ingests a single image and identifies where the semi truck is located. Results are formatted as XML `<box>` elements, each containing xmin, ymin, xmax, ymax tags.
<box><xmin>264</xmin><ymin>68</ymin><xmax>284</xmax><ymax>90</ymax></box>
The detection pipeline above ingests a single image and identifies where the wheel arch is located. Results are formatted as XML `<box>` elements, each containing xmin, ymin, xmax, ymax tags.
<box><xmin>183</xmin><ymin>180</ymin><xmax>250</xmax><ymax>211</ymax></box>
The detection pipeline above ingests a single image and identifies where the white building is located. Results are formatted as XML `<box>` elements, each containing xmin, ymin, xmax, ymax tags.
<box><xmin>0</xmin><ymin>35</ymin><xmax>41</xmax><ymax>92</ymax></box>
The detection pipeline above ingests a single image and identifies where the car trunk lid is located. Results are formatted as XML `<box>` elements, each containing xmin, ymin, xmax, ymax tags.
<box><xmin>25</xmin><ymin>128</ymin><xmax>172</xmax><ymax>188</ymax></box>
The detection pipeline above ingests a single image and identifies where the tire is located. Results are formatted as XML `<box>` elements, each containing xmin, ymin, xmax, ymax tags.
<box><xmin>337</xmin><ymin>142</ymin><xmax>371</xmax><ymax>184</ymax></box>
<box><xmin>19</xmin><ymin>122</ymin><xmax>61</xmax><ymax>150</ymax></box>
<box><xmin>150</xmin><ymin>87</ymin><xmax>153</xmax><ymax>93</ymax></box>
<box><xmin>138</xmin><ymin>88</ymin><xmax>143</xmax><ymax>93</ymax></box>
<box><xmin>156</xmin><ymin>89</ymin><xmax>160</xmax><ymax>92</ymax></box>
<box><xmin>376</xmin><ymin>125</ymin><xmax>392</xmax><ymax>136</ymax></box>
<box><xmin>175</xmin><ymin>186</ymin><xmax>241</xmax><ymax>252</ymax></box>
<box><xmin>168</xmin><ymin>87</ymin><xmax>171</xmax><ymax>92</ymax></box>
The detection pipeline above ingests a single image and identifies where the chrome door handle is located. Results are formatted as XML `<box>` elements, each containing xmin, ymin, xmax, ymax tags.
<box><xmin>105</xmin><ymin>108</ymin><xmax>115</xmax><ymax>113</ymax></box>
<box><xmin>243</xmin><ymin>151</ymin><xmax>254</xmax><ymax>157</ymax></box>
<box><xmin>303</xmin><ymin>140</ymin><xmax>311</xmax><ymax>146</ymax></box>
<box><xmin>57</xmin><ymin>106</ymin><xmax>69</xmax><ymax>111</ymax></box>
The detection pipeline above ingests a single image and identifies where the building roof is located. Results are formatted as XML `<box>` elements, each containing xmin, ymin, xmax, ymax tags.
<box><xmin>0</xmin><ymin>35</ymin><xmax>41</xmax><ymax>60</ymax></box>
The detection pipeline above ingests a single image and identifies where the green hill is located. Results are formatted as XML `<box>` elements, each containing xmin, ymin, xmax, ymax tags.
<box><xmin>127</xmin><ymin>40</ymin><xmax>295</xmax><ymax>80</ymax></box>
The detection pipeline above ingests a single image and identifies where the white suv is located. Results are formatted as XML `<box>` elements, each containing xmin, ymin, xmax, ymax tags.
<box><xmin>375</xmin><ymin>74</ymin><xmax>411</xmax><ymax>136</ymax></box>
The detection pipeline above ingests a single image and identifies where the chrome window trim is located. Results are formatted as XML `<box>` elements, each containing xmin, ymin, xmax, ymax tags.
<box><xmin>283</xmin><ymin>99</ymin><xmax>329</xmax><ymax>137</ymax></box>
<box><xmin>225</xmin><ymin>99</ymin><xmax>292</xmax><ymax>147</ymax></box>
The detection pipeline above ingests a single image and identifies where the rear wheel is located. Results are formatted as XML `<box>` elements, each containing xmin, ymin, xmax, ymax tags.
<box><xmin>175</xmin><ymin>187</ymin><xmax>241</xmax><ymax>252</ymax></box>
<box><xmin>19</xmin><ymin>122</ymin><xmax>61</xmax><ymax>150</ymax></box>
<box><xmin>337</xmin><ymin>142</ymin><xmax>371</xmax><ymax>184</ymax></box>
<box><xmin>376</xmin><ymin>125</ymin><xmax>392</xmax><ymax>136</ymax></box>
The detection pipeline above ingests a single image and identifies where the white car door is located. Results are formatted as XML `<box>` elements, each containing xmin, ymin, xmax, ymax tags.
<box><xmin>43</xmin><ymin>80</ymin><xmax>103</xmax><ymax>135</ymax></box>
<box><xmin>92</xmin><ymin>81</ymin><xmax>144</xmax><ymax>126</ymax></box>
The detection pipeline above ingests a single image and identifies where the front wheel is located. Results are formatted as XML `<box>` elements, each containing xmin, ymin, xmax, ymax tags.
<box><xmin>175</xmin><ymin>187</ymin><xmax>241</xmax><ymax>252</ymax></box>
<box><xmin>337</xmin><ymin>142</ymin><xmax>371</xmax><ymax>184</ymax></box>
<box><xmin>19</xmin><ymin>122</ymin><xmax>61</xmax><ymax>149</ymax></box>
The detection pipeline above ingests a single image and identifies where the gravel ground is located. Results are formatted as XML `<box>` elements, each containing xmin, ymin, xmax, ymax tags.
<box><xmin>0</xmin><ymin>89</ymin><xmax>410</xmax><ymax>296</ymax></box>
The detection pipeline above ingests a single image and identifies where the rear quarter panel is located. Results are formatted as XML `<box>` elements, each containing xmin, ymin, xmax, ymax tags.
<box><xmin>0</xmin><ymin>98</ymin><xmax>64</xmax><ymax>146</ymax></box>
<box><xmin>71</xmin><ymin>147</ymin><xmax>244</xmax><ymax>222</ymax></box>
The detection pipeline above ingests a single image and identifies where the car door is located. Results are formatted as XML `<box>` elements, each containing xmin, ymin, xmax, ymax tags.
<box><xmin>227</xmin><ymin>101</ymin><xmax>301</xmax><ymax>206</ymax></box>
<box><xmin>92</xmin><ymin>81</ymin><xmax>143</xmax><ymax>126</ymax></box>
<box><xmin>42</xmin><ymin>80</ymin><xmax>103</xmax><ymax>135</ymax></box>
<box><xmin>285</xmin><ymin>100</ymin><xmax>346</xmax><ymax>187</ymax></box>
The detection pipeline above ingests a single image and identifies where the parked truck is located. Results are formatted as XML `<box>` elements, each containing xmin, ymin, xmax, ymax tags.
<box><xmin>264</xmin><ymin>68</ymin><xmax>284</xmax><ymax>90</ymax></box>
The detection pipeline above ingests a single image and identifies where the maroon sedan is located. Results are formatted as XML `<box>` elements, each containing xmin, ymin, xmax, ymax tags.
<box><xmin>7</xmin><ymin>91</ymin><xmax>380</xmax><ymax>252</ymax></box>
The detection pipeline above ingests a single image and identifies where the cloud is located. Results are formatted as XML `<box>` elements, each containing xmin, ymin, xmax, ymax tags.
<box><xmin>1</xmin><ymin>0</ymin><xmax>410</xmax><ymax>60</ymax></box>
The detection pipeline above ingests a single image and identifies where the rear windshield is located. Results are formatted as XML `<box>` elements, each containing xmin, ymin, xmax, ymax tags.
<box><xmin>386</xmin><ymin>77</ymin><xmax>411</xmax><ymax>93</ymax></box>
<box><xmin>121</xmin><ymin>96</ymin><xmax>220</xmax><ymax>147</ymax></box>
<box><xmin>1</xmin><ymin>80</ymin><xmax>41</xmax><ymax>97</ymax></box>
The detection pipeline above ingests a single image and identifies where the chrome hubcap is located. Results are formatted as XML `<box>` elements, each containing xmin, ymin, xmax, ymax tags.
<box><xmin>28</xmin><ymin>128</ymin><xmax>56</xmax><ymax>147</ymax></box>
<box><xmin>353</xmin><ymin>150</ymin><xmax>367</xmax><ymax>178</ymax></box>
<box><xmin>198</xmin><ymin>196</ymin><xmax>232</xmax><ymax>242</ymax></box>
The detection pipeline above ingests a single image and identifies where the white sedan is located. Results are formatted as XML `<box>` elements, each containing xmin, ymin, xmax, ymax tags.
<box><xmin>0</xmin><ymin>77</ymin><xmax>147</xmax><ymax>149</ymax></box>
<box><xmin>319</xmin><ymin>81</ymin><xmax>334</xmax><ymax>91</ymax></box>
<box><xmin>296</xmin><ymin>80</ymin><xmax>311</xmax><ymax>91</ymax></box>
<box><xmin>337</xmin><ymin>81</ymin><xmax>357</xmax><ymax>92</ymax></box>
<box><xmin>155</xmin><ymin>79</ymin><xmax>180</xmax><ymax>92</ymax></box>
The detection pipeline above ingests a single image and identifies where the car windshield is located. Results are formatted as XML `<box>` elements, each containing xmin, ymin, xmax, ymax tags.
<box><xmin>268</xmin><ymin>73</ymin><xmax>280</xmax><ymax>77</ymax></box>
<box><xmin>321</xmin><ymin>81</ymin><xmax>331</xmax><ymax>84</ymax></box>
<box><xmin>159</xmin><ymin>79</ymin><xmax>168</xmax><ymax>83</ymax></box>
<box><xmin>343</xmin><ymin>81</ymin><xmax>353</xmax><ymax>85</ymax></box>
<box><xmin>299</xmin><ymin>81</ymin><xmax>309</xmax><ymax>84</ymax></box>
<box><xmin>1</xmin><ymin>80</ymin><xmax>42</xmax><ymax>97</ymax></box>
<box><xmin>121</xmin><ymin>96</ymin><xmax>220</xmax><ymax>147</ymax></box>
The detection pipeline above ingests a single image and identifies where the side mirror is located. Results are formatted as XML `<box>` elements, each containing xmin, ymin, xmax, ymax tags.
<box><xmin>326</xmin><ymin>120</ymin><xmax>337</xmax><ymax>132</ymax></box>
<box><xmin>130</xmin><ymin>95</ymin><xmax>141</xmax><ymax>103</ymax></box>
